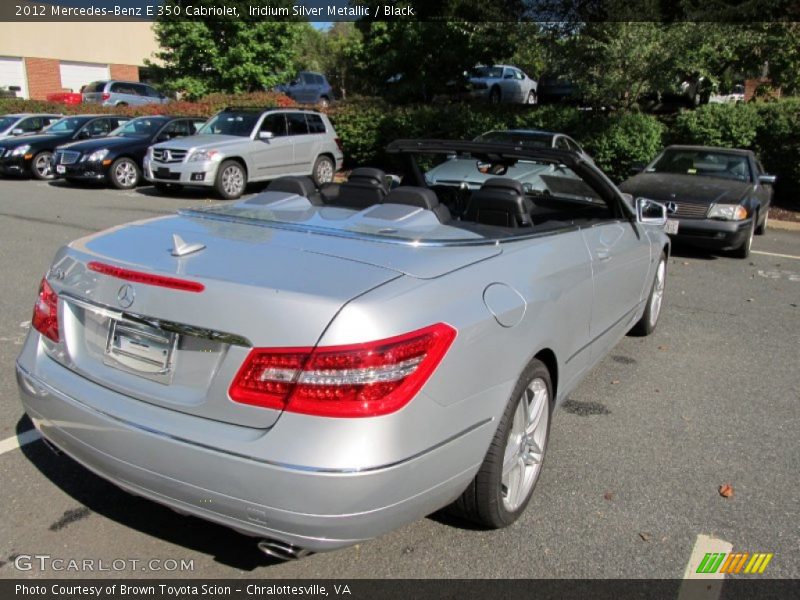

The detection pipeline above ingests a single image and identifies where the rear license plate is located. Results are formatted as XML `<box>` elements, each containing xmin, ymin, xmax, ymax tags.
<box><xmin>56</xmin><ymin>165</ymin><xmax>65</xmax><ymax>174</ymax></box>
<box><xmin>665</xmin><ymin>219</ymin><xmax>679</xmax><ymax>235</ymax></box>
<box><xmin>155</xmin><ymin>167</ymin><xmax>172</xmax><ymax>178</ymax></box>
<box><xmin>104</xmin><ymin>319</ymin><xmax>177</xmax><ymax>383</ymax></box>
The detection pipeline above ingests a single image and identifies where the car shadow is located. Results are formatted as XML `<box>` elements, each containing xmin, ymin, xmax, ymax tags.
<box><xmin>48</xmin><ymin>179</ymin><xmax>105</xmax><ymax>190</ymax></box>
<box><xmin>16</xmin><ymin>415</ymin><xmax>282</xmax><ymax>570</ymax></box>
<box><xmin>134</xmin><ymin>182</ymin><xmax>270</xmax><ymax>201</ymax></box>
<box><xmin>669</xmin><ymin>242</ymin><xmax>723</xmax><ymax>261</ymax></box>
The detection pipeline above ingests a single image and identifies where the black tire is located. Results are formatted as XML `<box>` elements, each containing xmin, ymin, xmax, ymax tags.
<box><xmin>755</xmin><ymin>209</ymin><xmax>768</xmax><ymax>235</ymax></box>
<box><xmin>449</xmin><ymin>358</ymin><xmax>552</xmax><ymax>528</ymax></box>
<box><xmin>732</xmin><ymin>218</ymin><xmax>755</xmax><ymax>258</ymax></box>
<box><xmin>312</xmin><ymin>155</ymin><xmax>335</xmax><ymax>186</ymax></box>
<box><xmin>153</xmin><ymin>182</ymin><xmax>183</xmax><ymax>194</ymax></box>
<box><xmin>630</xmin><ymin>252</ymin><xmax>667</xmax><ymax>336</ymax></box>
<box><xmin>31</xmin><ymin>151</ymin><xmax>55</xmax><ymax>180</ymax></box>
<box><xmin>214</xmin><ymin>160</ymin><xmax>247</xmax><ymax>200</ymax></box>
<box><xmin>116</xmin><ymin>102</ymin><xmax>128</xmax><ymax>107</ymax></box>
<box><xmin>489</xmin><ymin>86</ymin><xmax>501</xmax><ymax>104</ymax></box>
<box><xmin>109</xmin><ymin>157</ymin><xmax>141</xmax><ymax>190</ymax></box>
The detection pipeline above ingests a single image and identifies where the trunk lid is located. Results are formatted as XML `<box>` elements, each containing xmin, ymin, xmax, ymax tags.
<box><xmin>50</xmin><ymin>214</ymin><xmax>498</xmax><ymax>428</ymax></box>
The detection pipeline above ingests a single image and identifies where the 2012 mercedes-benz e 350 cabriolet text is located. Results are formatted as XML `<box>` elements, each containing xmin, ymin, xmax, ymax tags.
<box><xmin>16</xmin><ymin>139</ymin><xmax>670</xmax><ymax>559</ymax></box>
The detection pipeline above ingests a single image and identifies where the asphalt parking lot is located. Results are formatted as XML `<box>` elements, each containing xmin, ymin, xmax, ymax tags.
<box><xmin>0</xmin><ymin>178</ymin><xmax>798</xmax><ymax>580</ymax></box>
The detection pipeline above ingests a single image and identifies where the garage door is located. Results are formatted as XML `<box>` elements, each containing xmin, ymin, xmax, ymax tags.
<box><xmin>59</xmin><ymin>61</ymin><xmax>109</xmax><ymax>93</ymax></box>
<box><xmin>0</xmin><ymin>57</ymin><xmax>28</xmax><ymax>98</ymax></box>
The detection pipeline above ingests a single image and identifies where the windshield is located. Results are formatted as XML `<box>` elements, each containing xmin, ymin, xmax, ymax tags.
<box><xmin>111</xmin><ymin>118</ymin><xmax>164</xmax><ymax>137</ymax></box>
<box><xmin>0</xmin><ymin>117</ymin><xmax>19</xmax><ymax>131</ymax></box>
<box><xmin>474</xmin><ymin>131</ymin><xmax>554</xmax><ymax>148</ymax></box>
<box><xmin>197</xmin><ymin>112</ymin><xmax>260</xmax><ymax>137</ymax></box>
<box><xmin>649</xmin><ymin>149</ymin><xmax>752</xmax><ymax>182</ymax></box>
<box><xmin>43</xmin><ymin>117</ymin><xmax>84</xmax><ymax>134</ymax></box>
<box><xmin>471</xmin><ymin>66</ymin><xmax>503</xmax><ymax>79</ymax></box>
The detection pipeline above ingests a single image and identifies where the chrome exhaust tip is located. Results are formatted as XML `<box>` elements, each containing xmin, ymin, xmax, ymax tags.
<box><xmin>257</xmin><ymin>539</ymin><xmax>312</xmax><ymax>561</ymax></box>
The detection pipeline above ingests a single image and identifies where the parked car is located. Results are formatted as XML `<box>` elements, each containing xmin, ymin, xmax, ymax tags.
<box><xmin>0</xmin><ymin>115</ymin><xmax>129</xmax><ymax>180</ymax></box>
<box><xmin>620</xmin><ymin>145</ymin><xmax>774</xmax><ymax>258</ymax></box>
<box><xmin>468</xmin><ymin>65</ymin><xmax>538</xmax><ymax>104</ymax></box>
<box><xmin>536</xmin><ymin>74</ymin><xmax>582</xmax><ymax>105</ymax></box>
<box><xmin>640</xmin><ymin>73</ymin><xmax>713</xmax><ymax>112</ymax></box>
<box><xmin>425</xmin><ymin>129</ymin><xmax>592</xmax><ymax>191</ymax></box>
<box><xmin>82</xmin><ymin>80</ymin><xmax>169</xmax><ymax>107</ymax></box>
<box><xmin>144</xmin><ymin>106</ymin><xmax>343</xmax><ymax>199</ymax></box>
<box><xmin>709</xmin><ymin>83</ymin><xmax>745</xmax><ymax>104</ymax></box>
<box><xmin>0</xmin><ymin>113</ymin><xmax>61</xmax><ymax>140</ymax></box>
<box><xmin>46</xmin><ymin>92</ymin><xmax>83</xmax><ymax>105</ymax></box>
<box><xmin>275</xmin><ymin>71</ymin><xmax>334</xmax><ymax>106</ymax></box>
<box><xmin>53</xmin><ymin>116</ymin><xmax>205</xmax><ymax>189</ymax></box>
<box><xmin>16</xmin><ymin>138</ymin><xmax>669</xmax><ymax>557</ymax></box>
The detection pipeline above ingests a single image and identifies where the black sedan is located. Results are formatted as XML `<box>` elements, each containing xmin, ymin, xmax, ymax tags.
<box><xmin>54</xmin><ymin>116</ymin><xmax>205</xmax><ymax>189</ymax></box>
<box><xmin>0</xmin><ymin>115</ymin><xmax>129</xmax><ymax>180</ymax></box>
<box><xmin>620</xmin><ymin>145</ymin><xmax>775</xmax><ymax>258</ymax></box>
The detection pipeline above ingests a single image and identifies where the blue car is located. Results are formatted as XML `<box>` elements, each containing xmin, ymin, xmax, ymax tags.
<box><xmin>276</xmin><ymin>71</ymin><xmax>334</xmax><ymax>106</ymax></box>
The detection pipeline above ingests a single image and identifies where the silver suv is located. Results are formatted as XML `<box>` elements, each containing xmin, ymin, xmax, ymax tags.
<box><xmin>144</xmin><ymin>107</ymin><xmax>343</xmax><ymax>199</ymax></box>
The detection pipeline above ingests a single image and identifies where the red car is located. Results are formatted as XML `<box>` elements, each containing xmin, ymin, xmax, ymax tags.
<box><xmin>46</xmin><ymin>92</ymin><xmax>82</xmax><ymax>105</ymax></box>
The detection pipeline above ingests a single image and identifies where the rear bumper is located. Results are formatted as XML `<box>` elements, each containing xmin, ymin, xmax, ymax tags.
<box><xmin>143</xmin><ymin>157</ymin><xmax>217</xmax><ymax>186</ymax></box>
<box><xmin>16</xmin><ymin>334</ymin><xmax>486</xmax><ymax>552</ymax></box>
<box><xmin>670</xmin><ymin>218</ymin><xmax>752</xmax><ymax>251</ymax></box>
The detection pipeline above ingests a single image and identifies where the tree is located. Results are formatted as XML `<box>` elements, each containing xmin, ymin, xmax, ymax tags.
<box><xmin>146</xmin><ymin>1</ymin><xmax>301</xmax><ymax>99</ymax></box>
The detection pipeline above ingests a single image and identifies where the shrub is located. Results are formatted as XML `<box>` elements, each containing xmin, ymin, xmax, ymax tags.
<box><xmin>583</xmin><ymin>111</ymin><xmax>665</xmax><ymax>182</ymax></box>
<box><xmin>669</xmin><ymin>102</ymin><xmax>762</xmax><ymax>149</ymax></box>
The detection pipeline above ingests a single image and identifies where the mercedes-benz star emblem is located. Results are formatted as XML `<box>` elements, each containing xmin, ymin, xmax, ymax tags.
<box><xmin>665</xmin><ymin>201</ymin><xmax>678</xmax><ymax>215</ymax></box>
<box><xmin>117</xmin><ymin>284</ymin><xmax>135</xmax><ymax>309</ymax></box>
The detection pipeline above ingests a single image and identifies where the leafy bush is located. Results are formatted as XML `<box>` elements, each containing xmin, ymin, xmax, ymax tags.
<box><xmin>669</xmin><ymin>102</ymin><xmax>762</xmax><ymax>148</ymax></box>
<box><xmin>583</xmin><ymin>112</ymin><xmax>665</xmax><ymax>182</ymax></box>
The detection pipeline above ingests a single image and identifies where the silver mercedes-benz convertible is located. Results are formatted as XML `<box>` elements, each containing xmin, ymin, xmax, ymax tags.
<box><xmin>16</xmin><ymin>139</ymin><xmax>670</xmax><ymax>559</ymax></box>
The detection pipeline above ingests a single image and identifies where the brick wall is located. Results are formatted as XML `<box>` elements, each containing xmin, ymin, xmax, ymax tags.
<box><xmin>110</xmin><ymin>64</ymin><xmax>139</xmax><ymax>82</ymax></box>
<box><xmin>24</xmin><ymin>57</ymin><xmax>61</xmax><ymax>100</ymax></box>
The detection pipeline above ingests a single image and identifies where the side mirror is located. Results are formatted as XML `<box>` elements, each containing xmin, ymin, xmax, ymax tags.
<box><xmin>77</xmin><ymin>130</ymin><xmax>91</xmax><ymax>139</ymax></box>
<box><xmin>156</xmin><ymin>133</ymin><xmax>170</xmax><ymax>142</ymax></box>
<box><xmin>629</xmin><ymin>161</ymin><xmax>646</xmax><ymax>175</ymax></box>
<box><xmin>258</xmin><ymin>131</ymin><xmax>274</xmax><ymax>140</ymax></box>
<box><xmin>758</xmin><ymin>174</ymin><xmax>776</xmax><ymax>185</ymax></box>
<box><xmin>636</xmin><ymin>197</ymin><xmax>668</xmax><ymax>226</ymax></box>
<box><xmin>10</xmin><ymin>128</ymin><xmax>23</xmax><ymax>136</ymax></box>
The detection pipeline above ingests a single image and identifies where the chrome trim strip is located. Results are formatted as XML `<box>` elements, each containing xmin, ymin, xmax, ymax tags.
<box><xmin>179</xmin><ymin>208</ymin><xmax>580</xmax><ymax>248</ymax></box>
<box><xmin>60</xmin><ymin>292</ymin><xmax>252</xmax><ymax>347</ymax></box>
<box><xmin>16</xmin><ymin>361</ymin><xmax>492</xmax><ymax>474</ymax></box>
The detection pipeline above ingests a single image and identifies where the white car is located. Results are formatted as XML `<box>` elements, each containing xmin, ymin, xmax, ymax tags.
<box><xmin>469</xmin><ymin>65</ymin><xmax>538</xmax><ymax>104</ymax></box>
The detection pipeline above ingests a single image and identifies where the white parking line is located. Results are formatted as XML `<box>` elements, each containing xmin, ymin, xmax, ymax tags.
<box><xmin>752</xmin><ymin>250</ymin><xmax>800</xmax><ymax>260</ymax></box>
<box><xmin>0</xmin><ymin>428</ymin><xmax>41</xmax><ymax>456</ymax></box>
<box><xmin>678</xmin><ymin>534</ymin><xmax>733</xmax><ymax>600</ymax></box>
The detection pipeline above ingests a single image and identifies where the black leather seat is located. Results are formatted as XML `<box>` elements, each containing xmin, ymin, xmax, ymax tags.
<box><xmin>463</xmin><ymin>178</ymin><xmax>533</xmax><ymax>228</ymax></box>
<box><xmin>382</xmin><ymin>186</ymin><xmax>451</xmax><ymax>223</ymax></box>
<box><xmin>267</xmin><ymin>176</ymin><xmax>322</xmax><ymax>205</ymax></box>
<box><xmin>336</xmin><ymin>167</ymin><xmax>389</xmax><ymax>209</ymax></box>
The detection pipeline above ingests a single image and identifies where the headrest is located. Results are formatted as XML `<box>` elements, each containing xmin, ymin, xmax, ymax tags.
<box><xmin>347</xmin><ymin>167</ymin><xmax>387</xmax><ymax>188</ymax></box>
<box><xmin>268</xmin><ymin>176</ymin><xmax>317</xmax><ymax>197</ymax></box>
<box><xmin>383</xmin><ymin>186</ymin><xmax>439</xmax><ymax>210</ymax></box>
<box><xmin>481</xmin><ymin>177</ymin><xmax>525</xmax><ymax>196</ymax></box>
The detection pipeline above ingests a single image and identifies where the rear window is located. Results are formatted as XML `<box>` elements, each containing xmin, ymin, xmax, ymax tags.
<box><xmin>307</xmin><ymin>114</ymin><xmax>326</xmax><ymax>134</ymax></box>
<box><xmin>83</xmin><ymin>81</ymin><xmax>107</xmax><ymax>93</ymax></box>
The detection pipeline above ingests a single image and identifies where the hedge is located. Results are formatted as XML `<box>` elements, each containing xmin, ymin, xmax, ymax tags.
<box><xmin>1</xmin><ymin>93</ymin><xmax>796</xmax><ymax>205</ymax></box>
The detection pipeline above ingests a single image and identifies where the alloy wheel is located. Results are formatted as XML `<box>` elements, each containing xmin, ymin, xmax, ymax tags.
<box><xmin>501</xmin><ymin>378</ymin><xmax>549</xmax><ymax>512</ymax></box>
<box><xmin>315</xmin><ymin>159</ymin><xmax>334</xmax><ymax>184</ymax></box>
<box><xmin>221</xmin><ymin>165</ymin><xmax>244</xmax><ymax>196</ymax></box>
<box><xmin>114</xmin><ymin>160</ymin><xmax>138</xmax><ymax>187</ymax></box>
<box><xmin>34</xmin><ymin>153</ymin><xmax>54</xmax><ymax>179</ymax></box>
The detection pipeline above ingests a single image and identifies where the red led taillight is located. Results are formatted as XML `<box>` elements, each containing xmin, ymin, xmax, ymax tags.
<box><xmin>229</xmin><ymin>323</ymin><xmax>456</xmax><ymax>418</ymax></box>
<box><xmin>334</xmin><ymin>137</ymin><xmax>344</xmax><ymax>153</ymax></box>
<box><xmin>87</xmin><ymin>261</ymin><xmax>204</xmax><ymax>293</ymax></box>
<box><xmin>32</xmin><ymin>277</ymin><xmax>59</xmax><ymax>342</ymax></box>
<box><xmin>101</xmin><ymin>92</ymin><xmax>111</xmax><ymax>100</ymax></box>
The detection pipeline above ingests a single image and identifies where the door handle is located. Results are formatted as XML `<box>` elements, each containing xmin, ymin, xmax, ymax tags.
<box><xmin>596</xmin><ymin>249</ymin><xmax>612</xmax><ymax>261</ymax></box>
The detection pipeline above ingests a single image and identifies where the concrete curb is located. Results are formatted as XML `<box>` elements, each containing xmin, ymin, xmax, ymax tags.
<box><xmin>770</xmin><ymin>219</ymin><xmax>800</xmax><ymax>232</ymax></box>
